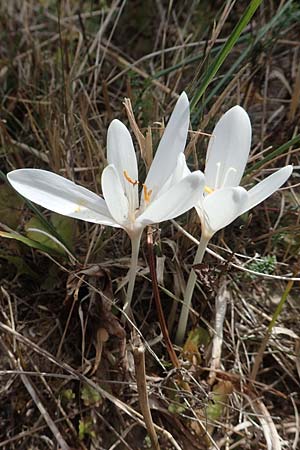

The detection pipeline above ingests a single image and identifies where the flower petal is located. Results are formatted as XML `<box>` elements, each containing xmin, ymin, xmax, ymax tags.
<box><xmin>137</xmin><ymin>171</ymin><xmax>205</xmax><ymax>226</ymax></box>
<box><xmin>242</xmin><ymin>165</ymin><xmax>293</xmax><ymax>214</ymax></box>
<box><xmin>101</xmin><ymin>164</ymin><xmax>129</xmax><ymax>226</ymax></box>
<box><xmin>171</xmin><ymin>153</ymin><xmax>192</xmax><ymax>185</ymax></box>
<box><xmin>107</xmin><ymin>119</ymin><xmax>139</xmax><ymax>211</ymax></box>
<box><xmin>205</xmin><ymin>106</ymin><xmax>251</xmax><ymax>189</ymax></box>
<box><xmin>144</xmin><ymin>92</ymin><xmax>190</xmax><ymax>199</ymax></box>
<box><xmin>199</xmin><ymin>187</ymin><xmax>248</xmax><ymax>237</ymax></box>
<box><xmin>7</xmin><ymin>169</ymin><xmax>119</xmax><ymax>226</ymax></box>
<box><xmin>158</xmin><ymin>153</ymin><xmax>192</xmax><ymax>196</ymax></box>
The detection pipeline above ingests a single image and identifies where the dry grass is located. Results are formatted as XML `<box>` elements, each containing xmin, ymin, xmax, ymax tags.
<box><xmin>0</xmin><ymin>1</ymin><xmax>300</xmax><ymax>449</ymax></box>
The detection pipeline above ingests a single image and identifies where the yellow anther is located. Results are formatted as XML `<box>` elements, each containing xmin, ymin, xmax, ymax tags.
<box><xmin>142</xmin><ymin>184</ymin><xmax>152</xmax><ymax>203</ymax></box>
<box><xmin>123</xmin><ymin>170</ymin><xmax>139</xmax><ymax>186</ymax></box>
<box><xmin>204</xmin><ymin>185</ymin><xmax>214</xmax><ymax>194</ymax></box>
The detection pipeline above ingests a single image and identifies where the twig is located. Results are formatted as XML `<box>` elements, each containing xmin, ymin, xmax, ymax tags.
<box><xmin>0</xmin><ymin>321</ymin><xmax>182</xmax><ymax>450</ymax></box>
<box><xmin>246</xmin><ymin>395</ymin><xmax>282</xmax><ymax>450</ymax></box>
<box><xmin>147</xmin><ymin>226</ymin><xmax>180</xmax><ymax>368</ymax></box>
<box><xmin>2</xmin><ymin>342</ymin><xmax>70</xmax><ymax>450</ymax></box>
<box><xmin>131</xmin><ymin>331</ymin><xmax>160</xmax><ymax>450</ymax></box>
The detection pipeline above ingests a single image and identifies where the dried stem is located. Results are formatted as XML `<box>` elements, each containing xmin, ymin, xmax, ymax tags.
<box><xmin>246</xmin><ymin>395</ymin><xmax>282</xmax><ymax>450</ymax></box>
<box><xmin>208</xmin><ymin>279</ymin><xmax>230</xmax><ymax>385</ymax></box>
<box><xmin>131</xmin><ymin>331</ymin><xmax>160</xmax><ymax>450</ymax></box>
<box><xmin>147</xmin><ymin>226</ymin><xmax>180</xmax><ymax>368</ymax></box>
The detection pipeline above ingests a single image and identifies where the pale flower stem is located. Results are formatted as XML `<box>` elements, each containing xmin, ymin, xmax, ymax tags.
<box><xmin>175</xmin><ymin>233</ymin><xmax>210</xmax><ymax>345</ymax></box>
<box><xmin>123</xmin><ymin>231</ymin><xmax>142</xmax><ymax>317</ymax></box>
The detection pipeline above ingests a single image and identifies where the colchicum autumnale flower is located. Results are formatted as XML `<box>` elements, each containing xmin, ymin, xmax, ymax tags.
<box><xmin>175</xmin><ymin>104</ymin><xmax>293</xmax><ymax>344</ymax></box>
<box><xmin>8</xmin><ymin>92</ymin><xmax>205</xmax><ymax>315</ymax></box>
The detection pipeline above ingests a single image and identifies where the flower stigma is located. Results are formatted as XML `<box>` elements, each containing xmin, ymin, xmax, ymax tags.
<box><xmin>123</xmin><ymin>170</ymin><xmax>139</xmax><ymax>186</ymax></box>
<box><xmin>123</xmin><ymin>170</ymin><xmax>152</xmax><ymax>205</ymax></box>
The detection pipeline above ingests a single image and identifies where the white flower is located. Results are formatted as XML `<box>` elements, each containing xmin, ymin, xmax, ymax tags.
<box><xmin>7</xmin><ymin>93</ymin><xmax>205</xmax><ymax>240</ymax></box>
<box><xmin>7</xmin><ymin>92</ymin><xmax>205</xmax><ymax>314</ymax></box>
<box><xmin>175</xmin><ymin>104</ymin><xmax>293</xmax><ymax>345</ymax></box>
<box><xmin>186</xmin><ymin>105</ymin><xmax>293</xmax><ymax>238</ymax></box>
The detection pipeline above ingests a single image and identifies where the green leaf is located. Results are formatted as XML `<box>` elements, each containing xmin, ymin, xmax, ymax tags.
<box><xmin>78</xmin><ymin>419</ymin><xmax>96</xmax><ymax>440</ymax></box>
<box><xmin>0</xmin><ymin>231</ymin><xmax>62</xmax><ymax>255</ymax></box>
<box><xmin>0</xmin><ymin>171</ymin><xmax>73</xmax><ymax>252</ymax></box>
<box><xmin>60</xmin><ymin>388</ymin><xmax>76</xmax><ymax>402</ymax></box>
<box><xmin>25</xmin><ymin>213</ymin><xmax>76</xmax><ymax>255</ymax></box>
<box><xmin>192</xmin><ymin>0</ymin><xmax>294</xmax><ymax>121</ymax></box>
<box><xmin>182</xmin><ymin>327</ymin><xmax>211</xmax><ymax>364</ymax></box>
<box><xmin>50</xmin><ymin>213</ymin><xmax>76</xmax><ymax>251</ymax></box>
<box><xmin>191</xmin><ymin>0</ymin><xmax>263</xmax><ymax>110</ymax></box>
<box><xmin>205</xmin><ymin>381</ymin><xmax>233</xmax><ymax>423</ymax></box>
<box><xmin>80</xmin><ymin>384</ymin><xmax>102</xmax><ymax>407</ymax></box>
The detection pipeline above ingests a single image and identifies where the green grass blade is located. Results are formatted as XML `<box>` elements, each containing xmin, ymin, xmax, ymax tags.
<box><xmin>193</xmin><ymin>0</ymin><xmax>294</xmax><ymax>120</ymax></box>
<box><xmin>0</xmin><ymin>230</ymin><xmax>63</xmax><ymax>255</ymax></box>
<box><xmin>190</xmin><ymin>0</ymin><xmax>263</xmax><ymax>111</ymax></box>
<box><xmin>245</xmin><ymin>133</ymin><xmax>300</xmax><ymax>175</ymax></box>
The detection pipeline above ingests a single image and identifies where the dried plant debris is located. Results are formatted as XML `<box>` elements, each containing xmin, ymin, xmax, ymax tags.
<box><xmin>1</xmin><ymin>1</ymin><xmax>300</xmax><ymax>449</ymax></box>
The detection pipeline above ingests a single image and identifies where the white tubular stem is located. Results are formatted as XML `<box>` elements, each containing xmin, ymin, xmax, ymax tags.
<box><xmin>123</xmin><ymin>231</ymin><xmax>142</xmax><ymax>317</ymax></box>
<box><xmin>175</xmin><ymin>233</ymin><xmax>210</xmax><ymax>345</ymax></box>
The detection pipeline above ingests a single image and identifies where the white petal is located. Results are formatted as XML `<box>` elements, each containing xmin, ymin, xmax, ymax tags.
<box><xmin>101</xmin><ymin>164</ymin><xmax>129</xmax><ymax>226</ymax></box>
<box><xmin>144</xmin><ymin>92</ymin><xmax>190</xmax><ymax>199</ymax></box>
<box><xmin>137</xmin><ymin>171</ymin><xmax>205</xmax><ymax>226</ymax></box>
<box><xmin>157</xmin><ymin>153</ymin><xmax>192</xmax><ymax>197</ymax></box>
<box><xmin>205</xmin><ymin>106</ymin><xmax>251</xmax><ymax>189</ymax></box>
<box><xmin>242</xmin><ymin>165</ymin><xmax>293</xmax><ymax>214</ymax></box>
<box><xmin>107</xmin><ymin>119</ymin><xmax>139</xmax><ymax>210</ymax></box>
<box><xmin>200</xmin><ymin>187</ymin><xmax>248</xmax><ymax>237</ymax></box>
<box><xmin>7</xmin><ymin>169</ymin><xmax>119</xmax><ymax>226</ymax></box>
<box><xmin>171</xmin><ymin>153</ymin><xmax>192</xmax><ymax>185</ymax></box>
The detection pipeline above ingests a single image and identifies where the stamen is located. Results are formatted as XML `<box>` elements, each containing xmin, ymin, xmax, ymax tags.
<box><xmin>123</xmin><ymin>170</ymin><xmax>139</xmax><ymax>186</ymax></box>
<box><xmin>215</xmin><ymin>162</ymin><xmax>221</xmax><ymax>189</ymax></box>
<box><xmin>204</xmin><ymin>186</ymin><xmax>214</xmax><ymax>194</ymax></box>
<box><xmin>142</xmin><ymin>184</ymin><xmax>152</xmax><ymax>203</ymax></box>
<box><xmin>223</xmin><ymin>167</ymin><xmax>237</xmax><ymax>187</ymax></box>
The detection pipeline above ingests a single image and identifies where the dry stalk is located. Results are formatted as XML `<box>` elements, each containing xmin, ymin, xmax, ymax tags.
<box><xmin>0</xmin><ymin>321</ymin><xmax>182</xmax><ymax>450</ymax></box>
<box><xmin>246</xmin><ymin>394</ymin><xmax>282</xmax><ymax>450</ymax></box>
<box><xmin>208</xmin><ymin>279</ymin><xmax>230</xmax><ymax>385</ymax></box>
<box><xmin>1</xmin><ymin>341</ymin><xmax>70</xmax><ymax>450</ymax></box>
<box><xmin>123</xmin><ymin>97</ymin><xmax>153</xmax><ymax>170</ymax></box>
<box><xmin>18</xmin><ymin>366</ymin><xmax>71</xmax><ymax>450</ymax></box>
<box><xmin>147</xmin><ymin>226</ymin><xmax>180</xmax><ymax>368</ymax></box>
<box><xmin>123</xmin><ymin>97</ymin><xmax>146</xmax><ymax>153</ymax></box>
<box><xmin>131</xmin><ymin>331</ymin><xmax>160</xmax><ymax>450</ymax></box>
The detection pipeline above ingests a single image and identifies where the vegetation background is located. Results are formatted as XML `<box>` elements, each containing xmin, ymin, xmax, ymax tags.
<box><xmin>0</xmin><ymin>0</ymin><xmax>300</xmax><ymax>449</ymax></box>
